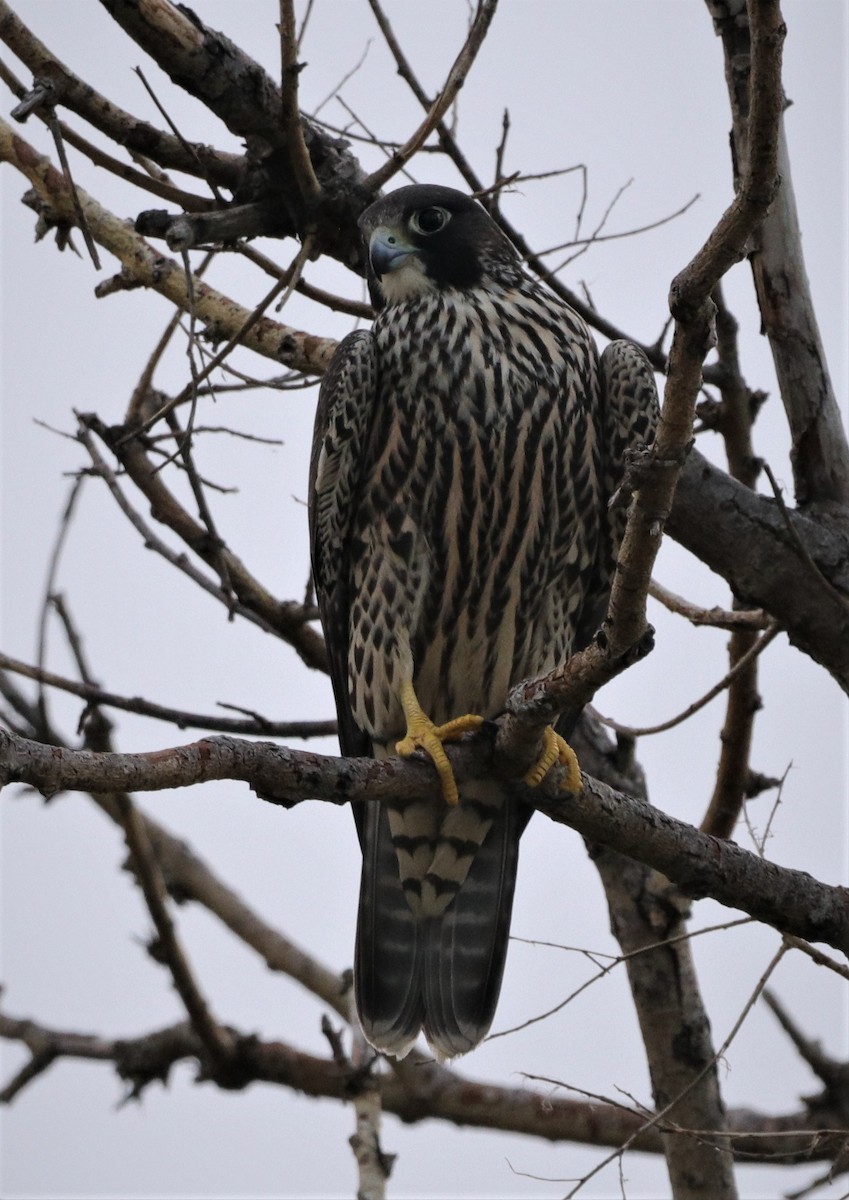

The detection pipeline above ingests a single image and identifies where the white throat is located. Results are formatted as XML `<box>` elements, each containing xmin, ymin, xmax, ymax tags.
<box><xmin>378</xmin><ymin>257</ymin><xmax>438</xmax><ymax>306</ymax></box>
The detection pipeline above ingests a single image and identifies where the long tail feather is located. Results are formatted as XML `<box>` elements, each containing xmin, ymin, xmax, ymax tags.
<box><xmin>421</xmin><ymin>789</ymin><xmax>524</xmax><ymax>1059</ymax></box>
<box><xmin>356</xmin><ymin>787</ymin><xmax>528</xmax><ymax>1060</ymax></box>
<box><xmin>354</xmin><ymin>800</ymin><xmax>424</xmax><ymax>1058</ymax></box>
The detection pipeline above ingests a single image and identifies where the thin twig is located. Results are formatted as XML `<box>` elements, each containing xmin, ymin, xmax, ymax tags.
<box><xmin>334</xmin><ymin>95</ymin><xmax>418</xmax><ymax>186</ymax></box>
<box><xmin>34</xmin><ymin>476</ymin><xmax>86</xmax><ymax>735</ymax></box>
<box><xmin>596</xmin><ymin>622</ymin><xmax>781</xmax><ymax>738</ymax></box>
<box><xmin>278</xmin><ymin>0</ymin><xmax>321</xmax><ymax>203</ymax></box>
<box><xmin>781</xmin><ymin>935</ymin><xmax>849</xmax><ymax>983</ymax></box>
<box><xmin>554</xmin><ymin>940</ymin><xmax>790</xmax><ymax>1197</ymax></box>
<box><xmin>236</xmin><ymin>242</ymin><xmax>373</xmax><ymax>317</ymax></box>
<box><xmin>126</xmin><ymin>303</ymin><xmax>187</xmax><ymax>424</ymax></box>
<box><xmin>74</xmin><ymin>419</ymin><xmax>283</xmax><ymax>639</ymax></box>
<box><xmin>535</xmin><ymin>192</ymin><xmax>700</xmax><ymax>260</ymax></box>
<box><xmin>136</xmin><ymin>236</ymin><xmax>316</xmax><ymax>436</ymax></box>
<box><xmin>741</xmin><ymin>760</ymin><xmax>789</xmax><ymax>854</ymax></box>
<box><xmin>649</xmin><ymin>579</ymin><xmax>768</xmax><ymax>630</ymax></box>
<box><xmin>43</xmin><ymin>108</ymin><xmax>100</xmax><ymax>268</ymax></box>
<box><xmin>133</xmin><ymin>66</ymin><xmax>224</xmax><ymax>203</ymax></box>
<box><xmin>489</xmin><ymin>108</ymin><xmax>510</xmax><ymax>215</ymax></box>
<box><xmin>0</xmin><ymin>652</ymin><xmax>335</xmax><ymax>739</ymax></box>
<box><xmin>552</xmin><ymin>177</ymin><xmax>633</xmax><ymax>274</ymax></box>
<box><xmin>763</xmin><ymin>462</ymin><xmax>849</xmax><ymax>614</ymax></box>
<box><xmin>116</xmin><ymin>790</ymin><xmax>236</xmax><ymax>1071</ymax></box>
<box><xmin>493</xmin><ymin>916</ymin><xmax>755</xmax><ymax>1041</ymax></box>
<box><xmin>311</xmin><ymin>38</ymin><xmax>373</xmax><ymax>120</ymax></box>
<box><xmin>363</xmin><ymin>0</ymin><xmax>499</xmax><ymax>191</ymax></box>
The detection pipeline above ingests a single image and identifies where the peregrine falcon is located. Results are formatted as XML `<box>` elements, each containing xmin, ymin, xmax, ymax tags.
<box><xmin>309</xmin><ymin>184</ymin><xmax>658</xmax><ymax>1059</ymax></box>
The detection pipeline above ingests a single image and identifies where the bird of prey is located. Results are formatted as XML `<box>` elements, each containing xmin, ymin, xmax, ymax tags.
<box><xmin>309</xmin><ymin>184</ymin><xmax>658</xmax><ymax>1060</ymax></box>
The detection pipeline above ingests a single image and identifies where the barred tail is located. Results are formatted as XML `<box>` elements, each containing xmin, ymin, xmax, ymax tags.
<box><xmin>354</xmin><ymin>799</ymin><xmax>424</xmax><ymax>1059</ymax></box>
<box><xmin>421</xmin><ymin>790</ymin><xmax>524</xmax><ymax>1060</ymax></box>
<box><xmin>354</xmin><ymin>790</ymin><xmax>526</xmax><ymax>1061</ymax></box>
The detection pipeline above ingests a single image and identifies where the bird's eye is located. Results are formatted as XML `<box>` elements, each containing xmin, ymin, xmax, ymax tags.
<box><xmin>410</xmin><ymin>206</ymin><xmax>450</xmax><ymax>236</ymax></box>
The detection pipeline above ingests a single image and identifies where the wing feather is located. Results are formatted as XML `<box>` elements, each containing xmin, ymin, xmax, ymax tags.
<box><xmin>570</xmin><ymin>340</ymin><xmax>660</xmax><ymax>652</ymax></box>
<box><xmin>309</xmin><ymin>330</ymin><xmax>377</xmax><ymax>763</ymax></box>
<box><xmin>310</xmin><ymin>331</ymin><xmax>427</xmax><ymax>1054</ymax></box>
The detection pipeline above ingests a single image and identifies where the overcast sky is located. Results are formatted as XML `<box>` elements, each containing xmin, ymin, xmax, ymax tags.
<box><xmin>1</xmin><ymin>2</ymin><xmax>847</xmax><ymax>1197</ymax></box>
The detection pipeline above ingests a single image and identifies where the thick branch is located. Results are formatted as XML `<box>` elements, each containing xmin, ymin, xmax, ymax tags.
<box><xmin>98</xmin><ymin>0</ymin><xmax>286</xmax><ymax>149</ymax></box>
<box><xmin>0</xmin><ymin>118</ymin><xmax>336</xmax><ymax>375</ymax></box>
<box><xmin>668</xmin><ymin>449</ymin><xmax>849</xmax><ymax>691</ymax></box>
<box><xmin>668</xmin><ymin>1</ymin><xmax>785</xmax><ymax>322</ymax></box>
<box><xmin>2</xmin><ymin>729</ymin><xmax>847</xmax><ymax>956</ymax></box>
<box><xmin>701</xmin><ymin>282</ymin><xmax>764</xmax><ymax>839</ymax></box>
<box><xmin>593</xmin><ymin>845</ymin><xmax>736</xmax><ymax>1196</ymax></box>
<box><xmin>1</xmin><ymin>2</ymin><xmax>372</xmax><ymax>267</ymax></box>
<box><xmin>1</xmin><ymin>1006</ymin><xmax>845</xmax><ymax>1165</ymax></box>
<box><xmin>0</xmin><ymin>0</ymin><xmax>241</xmax><ymax>187</ymax></box>
<box><xmin>96</xmin><ymin>0</ymin><xmax>368</xmax><ymax>260</ymax></box>
<box><xmin>578</xmin><ymin>722</ymin><xmax>736</xmax><ymax>1197</ymax></box>
<box><xmin>277</xmin><ymin>0</ymin><xmax>321</xmax><ymax>204</ymax></box>
<box><xmin>753</xmin><ymin>124</ymin><xmax>849</xmax><ymax>507</ymax></box>
<box><xmin>707</xmin><ymin>0</ymin><xmax>849</xmax><ymax>507</ymax></box>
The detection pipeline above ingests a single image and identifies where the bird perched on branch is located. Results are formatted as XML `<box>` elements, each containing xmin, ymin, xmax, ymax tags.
<box><xmin>309</xmin><ymin>184</ymin><xmax>658</xmax><ymax>1060</ymax></box>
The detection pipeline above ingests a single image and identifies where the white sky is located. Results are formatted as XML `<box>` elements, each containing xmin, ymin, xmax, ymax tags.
<box><xmin>0</xmin><ymin>2</ymin><xmax>847</xmax><ymax>1197</ymax></box>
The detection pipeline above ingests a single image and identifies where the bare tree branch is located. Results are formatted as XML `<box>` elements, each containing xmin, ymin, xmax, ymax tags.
<box><xmin>700</xmin><ymin>282</ymin><xmax>764</xmax><ymax>838</ymax></box>
<box><xmin>0</xmin><ymin>652</ymin><xmax>335</xmax><ymax>738</ymax></box>
<box><xmin>648</xmin><ymin>580</ymin><xmax>768</xmax><ymax>630</ymax></box>
<box><xmin>76</xmin><ymin>414</ymin><xmax>328</xmax><ymax>672</ymax></box>
<box><xmin>363</xmin><ymin>0</ymin><xmax>499</xmax><ymax>190</ymax></box>
<box><xmin>2</xmin><ymin>727</ymin><xmax>847</xmax><ymax>956</ymax></box>
<box><xmin>0</xmin><ymin>118</ymin><xmax>336</xmax><ymax>374</ymax></box>
<box><xmin>117</xmin><ymin>789</ymin><xmax>238</xmax><ymax>1071</ymax></box>
<box><xmin>1</xmin><ymin>999</ymin><xmax>845</xmax><ymax>1166</ymax></box>
<box><xmin>278</xmin><ymin>0</ymin><xmax>321</xmax><ymax>205</ymax></box>
<box><xmin>668</xmin><ymin>449</ymin><xmax>849</xmax><ymax>691</ymax></box>
<box><xmin>706</xmin><ymin>0</ymin><xmax>849</xmax><ymax>507</ymax></box>
<box><xmin>0</xmin><ymin>1</ymin><xmax>242</xmax><ymax>187</ymax></box>
<box><xmin>596</xmin><ymin>622</ymin><xmax>780</xmax><ymax>738</ymax></box>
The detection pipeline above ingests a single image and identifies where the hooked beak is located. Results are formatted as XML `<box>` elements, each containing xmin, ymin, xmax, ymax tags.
<box><xmin>368</xmin><ymin>225</ymin><xmax>416</xmax><ymax>277</ymax></box>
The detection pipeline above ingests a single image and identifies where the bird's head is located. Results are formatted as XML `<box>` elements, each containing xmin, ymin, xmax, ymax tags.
<box><xmin>358</xmin><ymin>184</ymin><xmax>520</xmax><ymax>309</ymax></box>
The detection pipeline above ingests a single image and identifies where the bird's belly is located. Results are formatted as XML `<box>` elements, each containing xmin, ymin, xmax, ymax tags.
<box><xmin>348</xmin><ymin>339</ymin><xmax>597</xmax><ymax>743</ymax></box>
<box><xmin>350</xmin><ymin>455</ymin><xmax>572</xmax><ymax>740</ymax></box>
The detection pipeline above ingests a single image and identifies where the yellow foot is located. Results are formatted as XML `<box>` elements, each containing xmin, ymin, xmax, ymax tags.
<box><xmin>395</xmin><ymin>679</ymin><xmax>484</xmax><ymax>806</ymax></box>
<box><xmin>523</xmin><ymin>727</ymin><xmax>582</xmax><ymax>795</ymax></box>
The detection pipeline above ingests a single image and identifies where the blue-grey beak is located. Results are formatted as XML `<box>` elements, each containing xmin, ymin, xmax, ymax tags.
<box><xmin>369</xmin><ymin>226</ymin><xmax>415</xmax><ymax>277</ymax></box>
